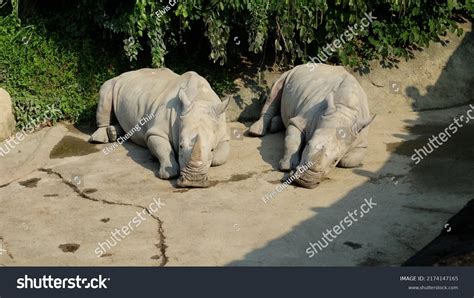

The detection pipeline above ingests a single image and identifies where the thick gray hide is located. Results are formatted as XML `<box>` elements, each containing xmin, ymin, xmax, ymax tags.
<box><xmin>90</xmin><ymin>68</ymin><xmax>230</xmax><ymax>188</ymax></box>
<box><xmin>250</xmin><ymin>64</ymin><xmax>373</xmax><ymax>188</ymax></box>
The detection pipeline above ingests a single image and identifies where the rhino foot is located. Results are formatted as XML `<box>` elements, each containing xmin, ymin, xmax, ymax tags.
<box><xmin>291</xmin><ymin>168</ymin><xmax>323</xmax><ymax>189</ymax></box>
<box><xmin>279</xmin><ymin>155</ymin><xmax>300</xmax><ymax>171</ymax></box>
<box><xmin>89</xmin><ymin>127</ymin><xmax>110</xmax><ymax>143</ymax></box>
<box><xmin>248</xmin><ymin>119</ymin><xmax>266</xmax><ymax>136</ymax></box>
<box><xmin>158</xmin><ymin>165</ymin><xmax>179</xmax><ymax>180</ymax></box>
<box><xmin>177</xmin><ymin>177</ymin><xmax>210</xmax><ymax>188</ymax></box>
<box><xmin>106</xmin><ymin>125</ymin><xmax>124</xmax><ymax>142</ymax></box>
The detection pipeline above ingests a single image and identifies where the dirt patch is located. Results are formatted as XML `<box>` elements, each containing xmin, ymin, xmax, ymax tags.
<box><xmin>84</xmin><ymin>188</ymin><xmax>98</xmax><ymax>194</ymax></box>
<box><xmin>19</xmin><ymin>178</ymin><xmax>41</xmax><ymax>188</ymax></box>
<box><xmin>43</xmin><ymin>194</ymin><xmax>59</xmax><ymax>197</ymax></box>
<box><xmin>227</xmin><ymin>172</ymin><xmax>256</xmax><ymax>182</ymax></box>
<box><xmin>58</xmin><ymin>243</ymin><xmax>80</xmax><ymax>253</ymax></box>
<box><xmin>344</xmin><ymin>241</ymin><xmax>363</xmax><ymax>250</ymax></box>
<box><xmin>358</xmin><ymin>257</ymin><xmax>385</xmax><ymax>266</ymax></box>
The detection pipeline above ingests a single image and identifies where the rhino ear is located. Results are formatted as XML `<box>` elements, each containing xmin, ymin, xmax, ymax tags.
<box><xmin>324</xmin><ymin>92</ymin><xmax>337</xmax><ymax>116</ymax></box>
<box><xmin>179</xmin><ymin>88</ymin><xmax>193</xmax><ymax>113</ymax></box>
<box><xmin>355</xmin><ymin>114</ymin><xmax>376</xmax><ymax>134</ymax></box>
<box><xmin>214</xmin><ymin>95</ymin><xmax>232</xmax><ymax>116</ymax></box>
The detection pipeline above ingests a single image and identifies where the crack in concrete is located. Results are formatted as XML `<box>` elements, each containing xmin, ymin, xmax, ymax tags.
<box><xmin>38</xmin><ymin>168</ymin><xmax>168</xmax><ymax>266</ymax></box>
<box><xmin>370</xmin><ymin>80</ymin><xmax>384</xmax><ymax>88</ymax></box>
<box><xmin>402</xmin><ymin>205</ymin><xmax>453</xmax><ymax>215</ymax></box>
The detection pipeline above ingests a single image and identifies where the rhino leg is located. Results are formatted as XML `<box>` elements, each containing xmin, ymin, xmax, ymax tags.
<box><xmin>279</xmin><ymin>125</ymin><xmax>304</xmax><ymax>171</ymax></box>
<box><xmin>249</xmin><ymin>71</ymin><xmax>289</xmax><ymax>136</ymax></box>
<box><xmin>147</xmin><ymin>135</ymin><xmax>179</xmax><ymax>179</ymax></box>
<box><xmin>212</xmin><ymin>141</ymin><xmax>229</xmax><ymax>166</ymax></box>
<box><xmin>338</xmin><ymin>131</ymin><xmax>368</xmax><ymax>168</ymax></box>
<box><xmin>338</xmin><ymin>143</ymin><xmax>367</xmax><ymax>168</ymax></box>
<box><xmin>89</xmin><ymin>79</ymin><xmax>122</xmax><ymax>143</ymax></box>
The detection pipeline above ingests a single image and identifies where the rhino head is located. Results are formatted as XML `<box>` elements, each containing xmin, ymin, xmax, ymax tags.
<box><xmin>293</xmin><ymin>95</ymin><xmax>374</xmax><ymax>189</ymax></box>
<box><xmin>176</xmin><ymin>88</ymin><xmax>230</xmax><ymax>188</ymax></box>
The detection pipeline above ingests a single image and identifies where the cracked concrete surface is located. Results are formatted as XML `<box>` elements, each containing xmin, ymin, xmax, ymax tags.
<box><xmin>0</xmin><ymin>104</ymin><xmax>473</xmax><ymax>266</ymax></box>
<box><xmin>38</xmin><ymin>167</ymin><xmax>168</xmax><ymax>266</ymax></box>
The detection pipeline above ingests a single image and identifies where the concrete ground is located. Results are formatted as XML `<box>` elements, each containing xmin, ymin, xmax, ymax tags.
<box><xmin>1</xmin><ymin>104</ymin><xmax>473</xmax><ymax>266</ymax></box>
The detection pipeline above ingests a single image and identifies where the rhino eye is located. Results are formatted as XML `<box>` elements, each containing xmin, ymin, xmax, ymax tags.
<box><xmin>179</xmin><ymin>144</ymin><xmax>183</xmax><ymax>149</ymax></box>
<box><xmin>211</xmin><ymin>148</ymin><xmax>214</xmax><ymax>152</ymax></box>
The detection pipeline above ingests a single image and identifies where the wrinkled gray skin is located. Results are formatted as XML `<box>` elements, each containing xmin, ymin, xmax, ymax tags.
<box><xmin>249</xmin><ymin>64</ymin><xmax>374</xmax><ymax>188</ymax></box>
<box><xmin>90</xmin><ymin>68</ymin><xmax>230</xmax><ymax>188</ymax></box>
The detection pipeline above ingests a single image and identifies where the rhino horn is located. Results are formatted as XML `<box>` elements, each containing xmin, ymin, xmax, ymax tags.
<box><xmin>308</xmin><ymin>146</ymin><xmax>326</xmax><ymax>170</ymax></box>
<box><xmin>189</xmin><ymin>135</ymin><xmax>203</xmax><ymax>167</ymax></box>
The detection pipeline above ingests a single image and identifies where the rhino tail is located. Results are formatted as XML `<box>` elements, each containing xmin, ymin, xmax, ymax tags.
<box><xmin>90</xmin><ymin>78</ymin><xmax>118</xmax><ymax>143</ymax></box>
<box><xmin>249</xmin><ymin>70</ymin><xmax>291</xmax><ymax>137</ymax></box>
<box><xmin>96</xmin><ymin>78</ymin><xmax>117</xmax><ymax>128</ymax></box>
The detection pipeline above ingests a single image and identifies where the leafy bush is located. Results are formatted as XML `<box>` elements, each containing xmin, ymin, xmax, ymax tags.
<box><xmin>86</xmin><ymin>0</ymin><xmax>472</xmax><ymax>67</ymax></box>
<box><xmin>0</xmin><ymin>14</ymin><xmax>127</xmax><ymax>128</ymax></box>
<box><xmin>0</xmin><ymin>0</ymin><xmax>472</xmax><ymax>128</ymax></box>
<box><xmin>0</xmin><ymin>1</ymin><xmax>238</xmax><ymax>128</ymax></box>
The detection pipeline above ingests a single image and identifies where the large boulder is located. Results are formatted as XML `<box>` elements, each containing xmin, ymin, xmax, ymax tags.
<box><xmin>225</xmin><ymin>71</ymin><xmax>283</xmax><ymax>122</ymax></box>
<box><xmin>0</xmin><ymin>88</ymin><xmax>16</xmax><ymax>141</ymax></box>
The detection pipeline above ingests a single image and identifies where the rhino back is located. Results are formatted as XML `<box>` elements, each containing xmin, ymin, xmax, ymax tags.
<box><xmin>281</xmin><ymin>64</ymin><xmax>369</xmax><ymax>130</ymax></box>
<box><xmin>112</xmin><ymin>68</ymin><xmax>180</xmax><ymax>146</ymax></box>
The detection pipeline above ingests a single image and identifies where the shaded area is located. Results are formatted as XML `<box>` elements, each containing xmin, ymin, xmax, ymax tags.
<box><xmin>387</xmin><ymin>124</ymin><xmax>474</xmax><ymax>193</ymax></box>
<box><xmin>404</xmin><ymin>199</ymin><xmax>474</xmax><ymax>266</ymax></box>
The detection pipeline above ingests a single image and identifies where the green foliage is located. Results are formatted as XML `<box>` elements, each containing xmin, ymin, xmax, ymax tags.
<box><xmin>0</xmin><ymin>0</ymin><xmax>472</xmax><ymax>128</ymax></box>
<box><xmin>86</xmin><ymin>0</ymin><xmax>472</xmax><ymax>67</ymax></box>
<box><xmin>0</xmin><ymin>14</ymin><xmax>126</xmax><ymax>128</ymax></box>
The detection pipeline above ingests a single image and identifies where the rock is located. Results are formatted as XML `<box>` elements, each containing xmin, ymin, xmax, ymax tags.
<box><xmin>0</xmin><ymin>88</ymin><xmax>15</xmax><ymax>141</ymax></box>
<box><xmin>226</xmin><ymin>71</ymin><xmax>284</xmax><ymax>122</ymax></box>
<box><xmin>226</xmin><ymin>78</ymin><xmax>264</xmax><ymax>122</ymax></box>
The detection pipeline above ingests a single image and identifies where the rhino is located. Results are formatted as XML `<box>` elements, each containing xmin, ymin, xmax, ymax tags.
<box><xmin>249</xmin><ymin>64</ymin><xmax>374</xmax><ymax>188</ymax></box>
<box><xmin>89</xmin><ymin>68</ymin><xmax>231</xmax><ymax>188</ymax></box>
